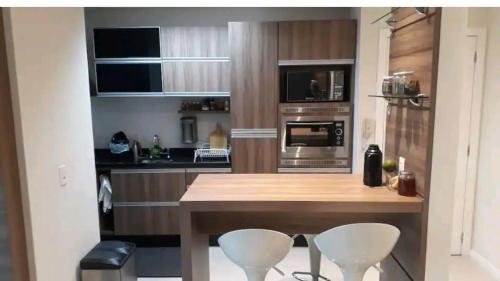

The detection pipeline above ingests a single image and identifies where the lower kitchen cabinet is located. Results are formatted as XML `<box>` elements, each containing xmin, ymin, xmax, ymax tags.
<box><xmin>231</xmin><ymin>138</ymin><xmax>277</xmax><ymax>173</ymax></box>
<box><xmin>111</xmin><ymin>169</ymin><xmax>186</xmax><ymax>202</ymax></box>
<box><xmin>113</xmin><ymin>205</ymin><xmax>179</xmax><ymax>235</ymax></box>
<box><xmin>111</xmin><ymin>169</ymin><xmax>185</xmax><ymax>235</ymax></box>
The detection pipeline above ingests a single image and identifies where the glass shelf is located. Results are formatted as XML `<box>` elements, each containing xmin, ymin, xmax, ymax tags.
<box><xmin>369</xmin><ymin>94</ymin><xmax>429</xmax><ymax>107</ymax></box>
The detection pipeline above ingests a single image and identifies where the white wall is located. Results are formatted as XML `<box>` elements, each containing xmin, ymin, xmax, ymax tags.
<box><xmin>426</xmin><ymin>7</ymin><xmax>469</xmax><ymax>281</ymax></box>
<box><xmin>85</xmin><ymin>7</ymin><xmax>355</xmax><ymax>148</ymax></box>
<box><xmin>4</xmin><ymin>8</ymin><xmax>100</xmax><ymax>281</ymax></box>
<box><xmin>352</xmin><ymin>7</ymin><xmax>389</xmax><ymax>173</ymax></box>
<box><xmin>468</xmin><ymin>7</ymin><xmax>500</xmax><ymax>277</ymax></box>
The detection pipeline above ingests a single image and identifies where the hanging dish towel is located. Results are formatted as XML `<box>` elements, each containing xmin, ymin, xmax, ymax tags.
<box><xmin>98</xmin><ymin>175</ymin><xmax>112</xmax><ymax>213</ymax></box>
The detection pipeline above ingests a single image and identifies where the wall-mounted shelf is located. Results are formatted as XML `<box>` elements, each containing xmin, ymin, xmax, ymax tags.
<box><xmin>369</xmin><ymin>94</ymin><xmax>429</xmax><ymax>107</ymax></box>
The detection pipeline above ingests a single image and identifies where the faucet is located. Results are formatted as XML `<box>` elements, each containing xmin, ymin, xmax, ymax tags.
<box><xmin>132</xmin><ymin>140</ymin><xmax>142</xmax><ymax>162</ymax></box>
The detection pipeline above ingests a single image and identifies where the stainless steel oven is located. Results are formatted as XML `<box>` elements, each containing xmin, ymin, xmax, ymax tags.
<box><xmin>279</xmin><ymin>103</ymin><xmax>351</xmax><ymax>172</ymax></box>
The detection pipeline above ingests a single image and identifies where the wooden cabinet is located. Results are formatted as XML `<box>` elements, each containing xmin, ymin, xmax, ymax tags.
<box><xmin>231</xmin><ymin>138</ymin><xmax>277</xmax><ymax>173</ymax></box>
<box><xmin>229</xmin><ymin>21</ymin><xmax>279</xmax><ymax>129</ymax></box>
<box><xmin>163</xmin><ymin>61</ymin><xmax>230</xmax><ymax>93</ymax></box>
<box><xmin>111</xmin><ymin>169</ymin><xmax>185</xmax><ymax>235</ymax></box>
<box><xmin>278</xmin><ymin>20</ymin><xmax>357</xmax><ymax>61</ymax></box>
<box><xmin>229</xmin><ymin>22</ymin><xmax>279</xmax><ymax>173</ymax></box>
<box><xmin>163</xmin><ymin>26</ymin><xmax>228</xmax><ymax>58</ymax></box>
<box><xmin>114</xmin><ymin>206</ymin><xmax>179</xmax><ymax>235</ymax></box>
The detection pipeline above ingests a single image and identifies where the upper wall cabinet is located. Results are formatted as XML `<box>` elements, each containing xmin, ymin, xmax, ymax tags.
<box><xmin>163</xmin><ymin>61</ymin><xmax>230</xmax><ymax>92</ymax></box>
<box><xmin>229</xmin><ymin>21</ymin><xmax>279</xmax><ymax>129</ymax></box>
<box><xmin>278</xmin><ymin>20</ymin><xmax>357</xmax><ymax>61</ymax></box>
<box><xmin>93</xmin><ymin>27</ymin><xmax>161</xmax><ymax>59</ymax></box>
<box><xmin>163</xmin><ymin>26</ymin><xmax>229</xmax><ymax>58</ymax></box>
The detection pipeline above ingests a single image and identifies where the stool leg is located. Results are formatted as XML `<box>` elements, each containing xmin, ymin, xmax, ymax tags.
<box><xmin>341</xmin><ymin>268</ymin><xmax>366</xmax><ymax>281</ymax></box>
<box><xmin>304</xmin><ymin>235</ymin><xmax>321</xmax><ymax>281</ymax></box>
<box><xmin>244</xmin><ymin>268</ymin><xmax>268</xmax><ymax>281</ymax></box>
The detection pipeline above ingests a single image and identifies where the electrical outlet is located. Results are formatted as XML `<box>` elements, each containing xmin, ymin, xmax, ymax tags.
<box><xmin>362</xmin><ymin>119</ymin><xmax>376</xmax><ymax>140</ymax></box>
<box><xmin>58</xmin><ymin>164</ymin><xmax>68</xmax><ymax>187</ymax></box>
<box><xmin>399</xmin><ymin>157</ymin><xmax>406</xmax><ymax>172</ymax></box>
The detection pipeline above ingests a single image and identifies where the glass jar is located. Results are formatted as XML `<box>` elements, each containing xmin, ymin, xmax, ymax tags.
<box><xmin>382</xmin><ymin>76</ymin><xmax>393</xmax><ymax>96</ymax></box>
<box><xmin>398</xmin><ymin>170</ymin><xmax>417</xmax><ymax>197</ymax></box>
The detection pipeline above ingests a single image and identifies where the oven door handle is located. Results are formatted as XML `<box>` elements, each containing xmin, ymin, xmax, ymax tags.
<box><xmin>288</xmin><ymin>122</ymin><xmax>334</xmax><ymax>126</ymax></box>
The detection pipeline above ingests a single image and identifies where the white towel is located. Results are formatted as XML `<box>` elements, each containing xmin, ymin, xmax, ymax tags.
<box><xmin>98</xmin><ymin>175</ymin><xmax>112</xmax><ymax>213</ymax></box>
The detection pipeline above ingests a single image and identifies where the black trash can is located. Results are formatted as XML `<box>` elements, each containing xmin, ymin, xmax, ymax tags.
<box><xmin>80</xmin><ymin>241</ymin><xmax>137</xmax><ymax>281</ymax></box>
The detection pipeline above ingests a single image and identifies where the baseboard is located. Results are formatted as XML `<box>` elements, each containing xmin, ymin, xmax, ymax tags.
<box><xmin>470</xmin><ymin>250</ymin><xmax>500</xmax><ymax>280</ymax></box>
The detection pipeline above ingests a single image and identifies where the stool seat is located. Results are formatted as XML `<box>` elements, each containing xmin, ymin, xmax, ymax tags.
<box><xmin>315</xmin><ymin>223</ymin><xmax>400</xmax><ymax>281</ymax></box>
<box><xmin>218</xmin><ymin>229</ymin><xmax>294</xmax><ymax>281</ymax></box>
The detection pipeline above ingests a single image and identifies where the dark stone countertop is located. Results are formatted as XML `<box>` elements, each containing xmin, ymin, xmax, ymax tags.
<box><xmin>95</xmin><ymin>148</ymin><xmax>231</xmax><ymax>171</ymax></box>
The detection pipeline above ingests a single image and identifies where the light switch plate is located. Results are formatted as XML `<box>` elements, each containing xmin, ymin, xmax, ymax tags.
<box><xmin>58</xmin><ymin>164</ymin><xmax>68</xmax><ymax>187</ymax></box>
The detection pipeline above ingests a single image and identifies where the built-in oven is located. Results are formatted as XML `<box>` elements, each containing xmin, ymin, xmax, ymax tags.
<box><xmin>279</xmin><ymin>103</ymin><xmax>351</xmax><ymax>172</ymax></box>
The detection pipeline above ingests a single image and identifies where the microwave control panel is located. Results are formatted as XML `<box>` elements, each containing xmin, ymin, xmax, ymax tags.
<box><xmin>333</xmin><ymin>121</ymin><xmax>345</xmax><ymax>146</ymax></box>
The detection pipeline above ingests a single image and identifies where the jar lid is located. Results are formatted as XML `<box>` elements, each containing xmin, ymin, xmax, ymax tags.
<box><xmin>400</xmin><ymin>170</ymin><xmax>414</xmax><ymax>175</ymax></box>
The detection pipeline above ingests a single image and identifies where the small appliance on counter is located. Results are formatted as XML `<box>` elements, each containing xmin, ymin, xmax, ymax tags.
<box><xmin>363</xmin><ymin>144</ymin><xmax>383</xmax><ymax>187</ymax></box>
<box><xmin>181</xmin><ymin>117</ymin><xmax>198</xmax><ymax>144</ymax></box>
<box><xmin>109</xmin><ymin>131</ymin><xmax>130</xmax><ymax>154</ymax></box>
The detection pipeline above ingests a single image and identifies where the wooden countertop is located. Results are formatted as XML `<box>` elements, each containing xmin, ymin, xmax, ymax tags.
<box><xmin>180</xmin><ymin>174</ymin><xmax>423</xmax><ymax>213</ymax></box>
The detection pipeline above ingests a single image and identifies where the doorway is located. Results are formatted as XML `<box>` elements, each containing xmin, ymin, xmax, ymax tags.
<box><xmin>450</xmin><ymin>29</ymin><xmax>487</xmax><ymax>256</ymax></box>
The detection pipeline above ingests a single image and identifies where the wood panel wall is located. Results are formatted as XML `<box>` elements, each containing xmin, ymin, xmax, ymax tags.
<box><xmin>382</xmin><ymin>8</ymin><xmax>441</xmax><ymax>281</ymax></box>
<box><xmin>0</xmin><ymin>10</ymin><xmax>31</xmax><ymax>281</ymax></box>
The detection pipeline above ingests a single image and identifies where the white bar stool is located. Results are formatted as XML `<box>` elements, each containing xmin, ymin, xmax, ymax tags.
<box><xmin>314</xmin><ymin>223</ymin><xmax>400</xmax><ymax>281</ymax></box>
<box><xmin>218</xmin><ymin>229</ymin><xmax>294</xmax><ymax>281</ymax></box>
<box><xmin>292</xmin><ymin>234</ymin><xmax>330</xmax><ymax>281</ymax></box>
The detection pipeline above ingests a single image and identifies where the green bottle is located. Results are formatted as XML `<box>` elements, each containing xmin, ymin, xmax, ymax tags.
<box><xmin>151</xmin><ymin>134</ymin><xmax>162</xmax><ymax>158</ymax></box>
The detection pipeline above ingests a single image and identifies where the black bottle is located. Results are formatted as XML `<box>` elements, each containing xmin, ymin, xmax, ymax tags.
<box><xmin>363</xmin><ymin>144</ymin><xmax>383</xmax><ymax>187</ymax></box>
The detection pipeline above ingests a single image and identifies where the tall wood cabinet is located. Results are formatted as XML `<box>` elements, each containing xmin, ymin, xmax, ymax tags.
<box><xmin>278</xmin><ymin>20</ymin><xmax>357</xmax><ymax>60</ymax></box>
<box><xmin>229</xmin><ymin>22</ymin><xmax>279</xmax><ymax>173</ymax></box>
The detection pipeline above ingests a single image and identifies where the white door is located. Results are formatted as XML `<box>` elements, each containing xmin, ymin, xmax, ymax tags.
<box><xmin>450</xmin><ymin>31</ymin><xmax>486</xmax><ymax>255</ymax></box>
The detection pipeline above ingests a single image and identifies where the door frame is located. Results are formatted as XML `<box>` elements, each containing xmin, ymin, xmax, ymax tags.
<box><xmin>0</xmin><ymin>8</ymin><xmax>31</xmax><ymax>281</ymax></box>
<box><xmin>374</xmin><ymin>28</ymin><xmax>391</xmax><ymax>153</ymax></box>
<box><xmin>451</xmin><ymin>28</ymin><xmax>487</xmax><ymax>255</ymax></box>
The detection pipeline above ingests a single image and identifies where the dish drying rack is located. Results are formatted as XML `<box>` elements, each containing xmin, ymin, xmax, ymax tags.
<box><xmin>193</xmin><ymin>143</ymin><xmax>231</xmax><ymax>163</ymax></box>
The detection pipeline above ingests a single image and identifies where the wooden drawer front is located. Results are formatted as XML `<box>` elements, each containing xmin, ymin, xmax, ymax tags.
<box><xmin>114</xmin><ymin>206</ymin><xmax>179</xmax><ymax>235</ymax></box>
<box><xmin>163</xmin><ymin>26</ymin><xmax>229</xmax><ymax>58</ymax></box>
<box><xmin>111</xmin><ymin>170</ymin><xmax>186</xmax><ymax>202</ymax></box>
<box><xmin>278</xmin><ymin>20</ymin><xmax>356</xmax><ymax>60</ymax></box>
<box><xmin>163</xmin><ymin>61</ymin><xmax>230</xmax><ymax>92</ymax></box>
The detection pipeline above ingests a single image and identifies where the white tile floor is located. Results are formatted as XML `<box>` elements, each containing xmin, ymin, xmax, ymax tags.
<box><xmin>139</xmin><ymin>247</ymin><xmax>498</xmax><ymax>281</ymax></box>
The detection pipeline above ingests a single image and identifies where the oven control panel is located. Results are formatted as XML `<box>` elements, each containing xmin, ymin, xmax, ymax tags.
<box><xmin>333</xmin><ymin>121</ymin><xmax>345</xmax><ymax>146</ymax></box>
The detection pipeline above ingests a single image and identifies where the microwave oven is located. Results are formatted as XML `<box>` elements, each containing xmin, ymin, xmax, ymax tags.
<box><xmin>280</xmin><ymin>65</ymin><xmax>350</xmax><ymax>103</ymax></box>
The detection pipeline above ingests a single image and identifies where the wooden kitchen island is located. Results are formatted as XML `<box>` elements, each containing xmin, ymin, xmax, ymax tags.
<box><xmin>180</xmin><ymin>174</ymin><xmax>423</xmax><ymax>281</ymax></box>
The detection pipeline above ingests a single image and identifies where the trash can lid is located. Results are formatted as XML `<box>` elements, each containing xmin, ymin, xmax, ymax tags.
<box><xmin>80</xmin><ymin>249</ymin><xmax>128</xmax><ymax>270</ymax></box>
<box><xmin>97</xmin><ymin>241</ymin><xmax>134</xmax><ymax>255</ymax></box>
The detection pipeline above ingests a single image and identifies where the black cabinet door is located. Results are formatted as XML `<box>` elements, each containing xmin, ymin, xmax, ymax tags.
<box><xmin>96</xmin><ymin>62</ymin><xmax>163</xmax><ymax>93</ymax></box>
<box><xmin>93</xmin><ymin>27</ymin><xmax>161</xmax><ymax>58</ymax></box>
